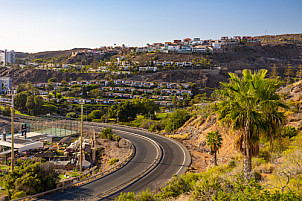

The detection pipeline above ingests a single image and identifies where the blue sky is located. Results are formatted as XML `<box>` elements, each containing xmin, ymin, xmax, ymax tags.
<box><xmin>0</xmin><ymin>0</ymin><xmax>301</xmax><ymax>52</ymax></box>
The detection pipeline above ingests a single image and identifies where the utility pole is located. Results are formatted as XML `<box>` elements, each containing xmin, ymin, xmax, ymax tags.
<box><xmin>11</xmin><ymin>89</ymin><xmax>16</xmax><ymax>172</ymax></box>
<box><xmin>80</xmin><ymin>100</ymin><xmax>84</xmax><ymax>172</ymax></box>
<box><xmin>92</xmin><ymin>129</ymin><xmax>96</xmax><ymax>164</ymax></box>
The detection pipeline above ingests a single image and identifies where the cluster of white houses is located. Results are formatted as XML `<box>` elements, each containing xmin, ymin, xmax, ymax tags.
<box><xmin>136</xmin><ymin>36</ymin><xmax>261</xmax><ymax>53</ymax></box>
<box><xmin>33</xmin><ymin>79</ymin><xmax>193</xmax><ymax>107</ymax></box>
<box><xmin>36</xmin><ymin>79</ymin><xmax>191</xmax><ymax>90</ymax></box>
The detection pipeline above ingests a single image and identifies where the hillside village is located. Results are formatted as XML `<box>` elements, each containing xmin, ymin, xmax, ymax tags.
<box><xmin>33</xmin><ymin>78</ymin><xmax>194</xmax><ymax>107</ymax></box>
<box><xmin>8</xmin><ymin>35</ymin><xmax>260</xmax><ymax>74</ymax></box>
<box><xmin>0</xmin><ymin>34</ymin><xmax>301</xmax><ymax>201</ymax></box>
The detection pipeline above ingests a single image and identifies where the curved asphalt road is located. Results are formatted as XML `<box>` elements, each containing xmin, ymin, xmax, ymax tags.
<box><xmin>38</xmin><ymin>123</ymin><xmax>191</xmax><ymax>201</ymax></box>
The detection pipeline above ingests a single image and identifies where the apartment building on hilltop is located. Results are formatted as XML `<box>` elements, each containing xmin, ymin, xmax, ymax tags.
<box><xmin>0</xmin><ymin>50</ymin><xmax>15</xmax><ymax>65</ymax></box>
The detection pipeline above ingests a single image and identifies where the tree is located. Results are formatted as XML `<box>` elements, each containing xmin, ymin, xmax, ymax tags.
<box><xmin>25</xmin><ymin>95</ymin><xmax>35</xmax><ymax>115</ymax></box>
<box><xmin>165</xmin><ymin>109</ymin><xmax>191</xmax><ymax>132</ymax></box>
<box><xmin>34</xmin><ymin>95</ymin><xmax>44</xmax><ymax>115</ymax></box>
<box><xmin>89</xmin><ymin>88</ymin><xmax>104</xmax><ymax>98</ymax></box>
<box><xmin>206</xmin><ymin>131</ymin><xmax>222</xmax><ymax>166</ymax></box>
<box><xmin>90</xmin><ymin>110</ymin><xmax>103</xmax><ymax>119</ymax></box>
<box><xmin>269</xmin><ymin>64</ymin><xmax>279</xmax><ymax>79</ymax></box>
<box><xmin>5</xmin><ymin>161</ymin><xmax>58</xmax><ymax>199</ymax></box>
<box><xmin>108</xmin><ymin>101</ymin><xmax>136</xmax><ymax>122</ymax></box>
<box><xmin>172</xmin><ymin>95</ymin><xmax>177</xmax><ymax>108</ymax></box>
<box><xmin>14</xmin><ymin>91</ymin><xmax>28</xmax><ymax>111</ymax></box>
<box><xmin>212</xmin><ymin>69</ymin><xmax>287</xmax><ymax>180</ymax></box>
<box><xmin>17</xmin><ymin>83</ymin><xmax>26</xmax><ymax>93</ymax></box>
<box><xmin>284</xmin><ymin>64</ymin><xmax>293</xmax><ymax>84</ymax></box>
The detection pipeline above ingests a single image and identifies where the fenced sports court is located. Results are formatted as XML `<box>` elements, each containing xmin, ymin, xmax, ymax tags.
<box><xmin>0</xmin><ymin>115</ymin><xmax>97</xmax><ymax>138</ymax></box>
<box><xmin>30</xmin><ymin>116</ymin><xmax>80</xmax><ymax>137</ymax></box>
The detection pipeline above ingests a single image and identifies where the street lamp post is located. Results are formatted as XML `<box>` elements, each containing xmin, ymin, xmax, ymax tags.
<box><xmin>79</xmin><ymin>99</ymin><xmax>85</xmax><ymax>172</ymax></box>
<box><xmin>11</xmin><ymin>89</ymin><xmax>17</xmax><ymax>172</ymax></box>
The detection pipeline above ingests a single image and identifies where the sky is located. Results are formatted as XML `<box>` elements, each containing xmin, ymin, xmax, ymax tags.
<box><xmin>0</xmin><ymin>0</ymin><xmax>301</xmax><ymax>53</ymax></box>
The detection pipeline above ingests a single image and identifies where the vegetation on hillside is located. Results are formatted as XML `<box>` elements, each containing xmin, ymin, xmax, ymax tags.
<box><xmin>116</xmin><ymin>70</ymin><xmax>302</xmax><ymax>201</ymax></box>
<box><xmin>212</xmin><ymin>69</ymin><xmax>287</xmax><ymax>180</ymax></box>
<box><xmin>4</xmin><ymin>160</ymin><xmax>58</xmax><ymax>199</ymax></box>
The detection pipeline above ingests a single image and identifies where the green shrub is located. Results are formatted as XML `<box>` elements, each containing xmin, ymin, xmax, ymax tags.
<box><xmin>258</xmin><ymin>149</ymin><xmax>271</xmax><ymax>161</ymax></box>
<box><xmin>11</xmin><ymin>190</ymin><xmax>26</xmax><ymax>200</ymax></box>
<box><xmin>116</xmin><ymin>192</ymin><xmax>136</xmax><ymax>200</ymax></box>
<box><xmin>228</xmin><ymin>160</ymin><xmax>237</xmax><ymax>168</ymax></box>
<box><xmin>282</xmin><ymin>126</ymin><xmax>298</xmax><ymax>139</ymax></box>
<box><xmin>90</xmin><ymin>110</ymin><xmax>103</xmax><ymax>119</ymax></box>
<box><xmin>71</xmin><ymin>172</ymin><xmax>80</xmax><ymax>177</ymax></box>
<box><xmin>5</xmin><ymin>162</ymin><xmax>58</xmax><ymax>198</ymax></box>
<box><xmin>116</xmin><ymin>189</ymin><xmax>158</xmax><ymax>201</ymax></box>
<box><xmin>165</xmin><ymin>109</ymin><xmax>191</xmax><ymax>132</ymax></box>
<box><xmin>108</xmin><ymin>158</ymin><xmax>119</xmax><ymax>165</ymax></box>
<box><xmin>66</xmin><ymin>112</ymin><xmax>78</xmax><ymax>118</ymax></box>
<box><xmin>157</xmin><ymin>173</ymin><xmax>201</xmax><ymax>198</ymax></box>
<box><xmin>139</xmin><ymin>120</ymin><xmax>154</xmax><ymax>129</ymax></box>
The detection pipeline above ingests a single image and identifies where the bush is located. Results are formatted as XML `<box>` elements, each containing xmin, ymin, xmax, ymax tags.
<box><xmin>108</xmin><ymin>158</ymin><xmax>119</xmax><ymax>165</ymax></box>
<box><xmin>11</xmin><ymin>190</ymin><xmax>26</xmax><ymax>200</ymax></box>
<box><xmin>71</xmin><ymin>172</ymin><xmax>80</xmax><ymax>177</ymax></box>
<box><xmin>66</xmin><ymin>112</ymin><xmax>78</xmax><ymax>118</ymax></box>
<box><xmin>157</xmin><ymin>173</ymin><xmax>201</xmax><ymax>198</ymax></box>
<box><xmin>5</xmin><ymin>161</ymin><xmax>58</xmax><ymax>198</ymax></box>
<box><xmin>101</xmin><ymin>127</ymin><xmax>114</xmax><ymax>140</ymax></box>
<box><xmin>165</xmin><ymin>109</ymin><xmax>191</xmax><ymax>132</ymax></box>
<box><xmin>139</xmin><ymin>120</ymin><xmax>154</xmax><ymax>129</ymax></box>
<box><xmin>282</xmin><ymin>126</ymin><xmax>298</xmax><ymax>139</ymax></box>
<box><xmin>90</xmin><ymin>110</ymin><xmax>103</xmax><ymax>119</ymax></box>
<box><xmin>117</xmin><ymin>189</ymin><xmax>158</xmax><ymax>201</ymax></box>
<box><xmin>258</xmin><ymin>149</ymin><xmax>271</xmax><ymax>161</ymax></box>
<box><xmin>228</xmin><ymin>160</ymin><xmax>237</xmax><ymax>168</ymax></box>
<box><xmin>2</xmin><ymin>106</ymin><xmax>11</xmax><ymax>116</ymax></box>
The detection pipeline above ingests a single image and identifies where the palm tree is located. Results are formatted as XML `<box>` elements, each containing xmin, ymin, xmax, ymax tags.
<box><xmin>213</xmin><ymin>69</ymin><xmax>287</xmax><ymax>180</ymax></box>
<box><xmin>206</xmin><ymin>131</ymin><xmax>222</xmax><ymax>166</ymax></box>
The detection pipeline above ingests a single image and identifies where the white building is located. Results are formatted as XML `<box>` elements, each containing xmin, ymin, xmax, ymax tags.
<box><xmin>0</xmin><ymin>50</ymin><xmax>15</xmax><ymax>65</ymax></box>
<box><xmin>0</xmin><ymin>77</ymin><xmax>12</xmax><ymax>94</ymax></box>
<box><xmin>212</xmin><ymin>43</ymin><xmax>222</xmax><ymax>50</ymax></box>
<box><xmin>0</xmin><ymin>132</ymin><xmax>55</xmax><ymax>153</ymax></box>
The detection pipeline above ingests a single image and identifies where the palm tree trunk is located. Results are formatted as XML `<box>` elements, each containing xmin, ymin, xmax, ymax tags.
<box><xmin>244</xmin><ymin>122</ymin><xmax>252</xmax><ymax>180</ymax></box>
<box><xmin>214</xmin><ymin>151</ymin><xmax>217</xmax><ymax>166</ymax></box>
<box><xmin>243</xmin><ymin>152</ymin><xmax>252</xmax><ymax>180</ymax></box>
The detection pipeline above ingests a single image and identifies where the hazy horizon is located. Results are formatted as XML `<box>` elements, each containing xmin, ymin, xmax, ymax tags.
<box><xmin>1</xmin><ymin>0</ymin><xmax>301</xmax><ymax>53</ymax></box>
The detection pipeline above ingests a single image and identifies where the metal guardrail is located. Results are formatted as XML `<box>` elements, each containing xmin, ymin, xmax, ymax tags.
<box><xmin>11</xmin><ymin>118</ymin><xmax>173</xmax><ymax>201</ymax></box>
<box><xmin>14</xmin><ymin>139</ymin><xmax>135</xmax><ymax>201</ymax></box>
<box><xmin>96</xmin><ymin>136</ymin><xmax>162</xmax><ymax>200</ymax></box>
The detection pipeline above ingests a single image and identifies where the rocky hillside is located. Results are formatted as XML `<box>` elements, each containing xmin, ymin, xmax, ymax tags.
<box><xmin>0</xmin><ymin>68</ymin><xmax>106</xmax><ymax>85</ymax></box>
<box><xmin>0</xmin><ymin>67</ymin><xmax>229</xmax><ymax>94</ymax></box>
<box><xmin>116</xmin><ymin>34</ymin><xmax>302</xmax><ymax>73</ymax></box>
<box><xmin>175</xmin><ymin>80</ymin><xmax>302</xmax><ymax>173</ymax></box>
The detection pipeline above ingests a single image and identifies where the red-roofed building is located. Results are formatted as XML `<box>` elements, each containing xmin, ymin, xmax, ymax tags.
<box><xmin>153</xmin><ymin>43</ymin><xmax>164</xmax><ymax>47</ymax></box>
<box><xmin>242</xmin><ymin>36</ymin><xmax>252</xmax><ymax>40</ymax></box>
